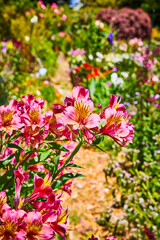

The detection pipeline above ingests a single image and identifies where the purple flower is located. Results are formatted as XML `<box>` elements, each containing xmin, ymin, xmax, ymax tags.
<box><xmin>107</xmin><ymin>33</ymin><xmax>114</xmax><ymax>45</ymax></box>
<box><xmin>133</xmin><ymin>101</ymin><xmax>138</xmax><ymax>105</ymax></box>
<box><xmin>112</xmin><ymin>67</ymin><xmax>117</xmax><ymax>72</ymax></box>
<box><xmin>88</xmin><ymin>235</ymin><xmax>98</xmax><ymax>240</ymax></box>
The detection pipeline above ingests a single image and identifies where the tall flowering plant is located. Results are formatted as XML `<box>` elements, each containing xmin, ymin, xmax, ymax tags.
<box><xmin>0</xmin><ymin>86</ymin><xmax>133</xmax><ymax>239</ymax></box>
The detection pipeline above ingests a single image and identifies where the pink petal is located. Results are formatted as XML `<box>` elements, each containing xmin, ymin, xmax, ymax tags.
<box><xmin>105</xmin><ymin>108</ymin><xmax>116</xmax><ymax>121</ymax></box>
<box><xmin>109</xmin><ymin>94</ymin><xmax>117</xmax><ymax>108</ymax></box>
<box><xmin>83</xmin><ymin>128</ymin><xmax>95</xmax><ymax>144</ymax></box>
<box><xmin>73</xmin><ymin>86</ymin><xmax>90</xmax><ymax>101</ymax></box>
<box><xmin>62</xmin><ymin>106</ymin><xmax>79</xmax><ymax>128</ymax></box>
<box><xmin>85</xmin><ymin>114</ymin><xmax>100</xmax><ymax>128</ymax></box>
<box><xmin>40</xmin><ymin>224</ymin><xmax>55</xmax><ymax>240</ymax></box>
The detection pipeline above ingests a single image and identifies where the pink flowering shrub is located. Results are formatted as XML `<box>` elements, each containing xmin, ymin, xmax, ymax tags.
<box><xmin>97</xmin><ymin>7</ymin><xmax>151</xmax><ymax>40</ymax></box>
<box><xmin>0</xmin><ymin>86</ymin><xmax>133</xmax><ymax>239</ymax></box>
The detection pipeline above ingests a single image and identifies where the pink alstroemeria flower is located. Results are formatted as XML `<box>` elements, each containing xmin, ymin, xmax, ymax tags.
<box><xmin>0</xmin><ymin>100</ymin><xmax>23</xmax><ymax>135</ymax></box>
<box><xmin>14</xmin><ymin>166</ymin><xmax>29</xmax><ymax>208</ymax></box>
<box><xmin>44</xmin><ymin>111</ymin><xmax>64</xmax><ymax>136</ymax></box>
<box><xmin>62</xmin><ymin>86</ymin><xmax>100</xmax><ymax>143</ymax></box>
<box><xmin>25</xmin><ymin>211</ymin><xmax>54</xmax><ymax>240</ymax></box>
<box><xmin>0</xmin><ymin>209</ymin><xmax>26</xmax><ymax>239</ymax></box>
<box><xmin>24</xmin><ymin>174</ymin><xmax>53</xmax><ymax>204</ymax></box>
<box><xmin>100</xmin><ymin>95</ymin><xmax>134</xmax><ymax>146</ymax></box>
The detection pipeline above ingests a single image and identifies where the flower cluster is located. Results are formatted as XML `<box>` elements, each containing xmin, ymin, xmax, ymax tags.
<box><xmin>97</xmin><ymin>7</ymin><xmax>151</xmax><ymax>40</ymax></box>
<box><xmin>0</xmin><ymin>87</ymin><xmax>134</xmax><ymax>239</ymax></box>
<box><xmin>53</xmin><ymin>86</ymin><xmax>134</xmax><ymax>146</ymax></box>
<box><xmin>68</xmin><ymin>48</ymin><xmax>86</xmax><ymax>56</ymax></box>
<box><xmin>0</xmin><ymin>171</ymin><xmax>67</xmax><ymax>239</ymax></box>
<box><xmin>73</xmin><ymin>63</ymin><xmax>104</xmax><ymax>81</ymax></box>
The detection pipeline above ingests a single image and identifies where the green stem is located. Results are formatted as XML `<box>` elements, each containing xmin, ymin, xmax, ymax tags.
<box><xmin>53</xmin><ymin>141</ymin><xmax>83</xmax><ymax>179</ymax></box>
<box><xmin>2</xmin><ymin>174</ymin><xmax>14</xmax><ymax>191</ymax></box>
<box><xmin>0</xmin><ymin>131</ymin><xmax>2</xmax><ymax>153</ymax></box>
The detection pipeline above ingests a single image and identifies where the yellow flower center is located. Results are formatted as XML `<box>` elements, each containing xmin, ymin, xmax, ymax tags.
<box><xmin>0</xmin><ymin>196</ymin><xmax>6</xmax><ymax>205</ymax></box>
<box><xmin>74</xmin><ymin>101</ymin><xmax>90</xmax><ymax>120</ymax></box>
<box><xmin>44</xmin><ymin>175</ymin><xmax>52</xmax><ymax>186</ymax></box>
<box><xmin>2</xmin><ymin>111</ymin><xmax>13</xmax><ymax>126</ymax></box>
<box><xmin>108</xmin><ymin>113</ymin><xmax>124</xmax><ymax>127</ymax></box>
<box><xmin>26</xmin><ymin>222</ymin><xmax>43</xmax><ymax>240</ymax></box>
<box><xmin>29</xmin><ymin>109</ymin><xmax>39</xmax><ymax>124</ymax></box>
<box><xmin>0</xmin><ymin>220</ymin><xmax>17</xmax><ymax>239</ymax></box>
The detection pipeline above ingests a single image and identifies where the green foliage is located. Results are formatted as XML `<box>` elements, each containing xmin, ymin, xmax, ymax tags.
<box><xmin>82</xmin><ymin>0</ymin><xmax>121</xmax><ymax>7</ymax></box>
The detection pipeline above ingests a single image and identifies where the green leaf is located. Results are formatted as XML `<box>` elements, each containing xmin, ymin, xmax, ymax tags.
<box><xmin>54</xmin><ymin>152</ymin><xmax>60</xmax><ymax>173</ymax></box>
<box><xmin>89</xmin><ymin>78</ymin><xmax>96</xmax><ymax>99</ymax></box>
<box><xmin>66</xmin><ymin>125</ymin><xmax>80</xmax><ymax>141</ymax></box>
<box><xmin>65</xmin><ymin>163</ymin><xmax>83</xmax><ymax>168</ymax></box>
<box><xmin>45</xmin><ymin>134</ymin><xmax>56</xmax><ymax>141</ymax></box>
<box><xmin>48</xmin><ymin>142</ymin><xmax>69</xmax><ymax>152</ymax></box>
<box><xmin>7</xmin><ymin>143</ymin><xmax>23</xmax><ymax>151</ymax></box>
<box><xmin>92</xmin><ymin>136</ymin><xmax>104</xmax><ymax>145</ymax></box>
<box><xmin>2</xmin><ymin>153</ymin><xmax>15</xmax><ymax>166</ymax></box>
<box><xmin>52</xmin><ymin>173</ymin><xmax>84</xmax><ymax>189</ymax></box>
<box><xmin>0</xmin><ymin>170</ymin><xmax>13</xmax><ymax>191</ymax></box>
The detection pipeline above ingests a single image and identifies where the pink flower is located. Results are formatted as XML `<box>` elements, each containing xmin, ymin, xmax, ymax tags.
<box><xmin>25</xmin><ymin>211</ymin><xmax>55</xmax><ymax>240</ymax></box>
<box><xmin>0</xmin><ymin>100</ymin><xmax>23</xmax><ymax>135</ymax></box>
<box><xmin>44</xmin><ymin>111</ymin><xmax>64</xmax><ymax>136</ymax></box>
<box><xmin>38</xmin><ymin>13</ymin><xmax>44</xmax><ymax>18</ymax></box>
<box><xmin>58</xmin><ymin>32</ymin><xmax>66</xmax><ymax>37</ymax></box>
<box><xmin>51</xmin><ymin>3</ymin><xmax>58</xmax><ymax>8</ymax></box>
<box><xmin>0</xmin><ymin>209</ymin><xmax>26</xmax><ymax>239</ymax></box>
<box><xmin>54</xmin><ymin>9</ymin><xmax>60</xmax><ymax>14</ymax></box>
<box><xmin>53</xmin><ymin>86</ymin><xmax>100</xmax><ymax>143</ymax></box>
<box><xmin>100</xmin><ymin>95</ymin><xmax>134</xmax><ymax>146</ymax></box>
<box><xmin>24</xmin><ymin>174</ymin><xmax>53</xmax><ymax>204</ymax></box>
<box><xmin>14</xmin><ymin>166</ymin><xmax>29</xmax><ymax>208</ymax></box>
<box><xmin>62</xmin><ymin>98</ymin><xmax>100</xmax><ymax>143</ymax></box>
<box><xmin>38</xmin><ymin>0</ymin><xmax>43</xmax><ymax>4</ymax></box>
<box><xmin>106</xmin><ymin>81</ymin><xmax>111</xmax><ymax>87</ymax></box>
<box><xmin>25</xmin><ymin>11</ymin><xmax>30</xmax><ymax>16</ymax></box>
<box><xmin>61</xmin><ymin>14</ymin><xmax>67</xmax><ymax>21</ymax></box>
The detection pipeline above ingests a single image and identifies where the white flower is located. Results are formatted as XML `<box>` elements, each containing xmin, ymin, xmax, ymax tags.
<box><xmin>111</xmin><ymin>73</ymin><xmax>124</xmax><ymax>88</ymax></box>
<box><xmin>121</xmin><ymin>72</ymin><xmax>128</xmax><ymax>78</ymax></box>
<box><xmin>153</xmin><ymin>75</ymin><xmax>159</xmax><ymax>82</ymax></box>
<box><xmin>88</xmin><ymin>54</ymin><xmax>93</xmax><ymax>60</ymax></box>
<box><xmin>96</xmin><ymin>52</ymin><xmax>103</xmax><ymax>59</ymax></box>
<box><xmin>51</xmin><ymin>35</ymin><xmax>55</xmax><ymax>40</ymax></box>
<box><xmin>76</xmin><ymin>55</ymin><xmax>83</xmax><ymax>61</ymax></box>
<box><xmin>39</xmin><ymin>68</ymin><xmax>47</xmax><ymax>76</ymax></box>
<box><xmin>96</xmin><ymin>58</ymin><xmax>101</xmax><ymax>62</ymax></box>
<box><xmin>36</xmin><ymin>90</ymin><xmax>41</xmax><ymax>96</ymax></box>
<box><xmin>31</xmin><ymin>15</ymin><xmax>38</xmax><ymax>24</ymax></box>
<box><xmin>111</xmin><ymin>73</ymin><xmax>118</xmax><ymax>81</ymax></box>
<box><xmin>25</xmin><ymin>36</ymin><xmax>30</xmax><ymax>41</ymax></box>
<box><xmin>139</xmin><ymin>198</ymin><xmax>144</xmax><ymax>204</ymax></box>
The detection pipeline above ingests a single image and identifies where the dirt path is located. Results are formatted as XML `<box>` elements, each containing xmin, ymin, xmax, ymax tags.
<box><xmin>63</xmin><ymin>147</ymin><xmax>112</xmax><ymax>240</ymax></box>
<box><xmin>53</xmin><ymin>54</ymin><xmax>112</xmax><ymax>240</ymax></box>
<box><xmin>52</xmin><ymin>53</ymin><xmax>73</xmax><ymax>103</ymax></box>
